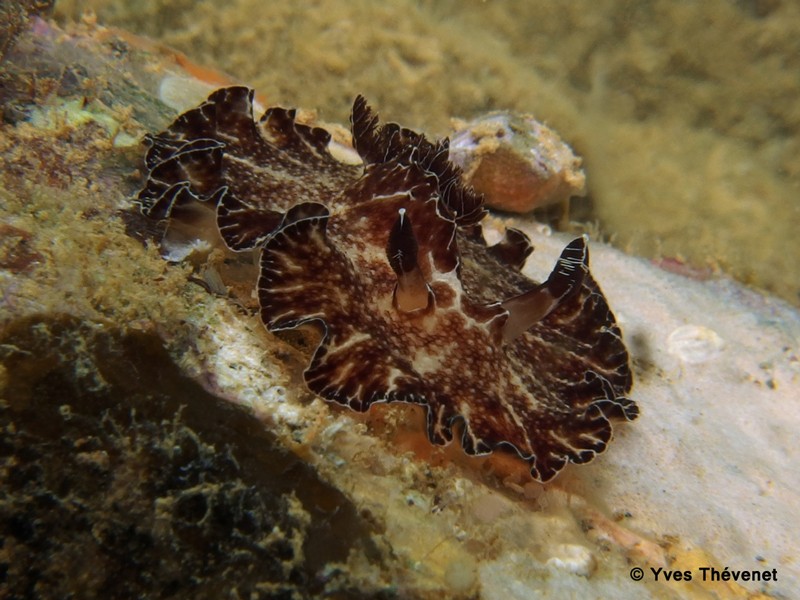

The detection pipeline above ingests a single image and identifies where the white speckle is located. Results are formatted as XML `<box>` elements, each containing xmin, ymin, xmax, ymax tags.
<box><xmin>272</xmin><ymin>402</ymin><xmax>304</xmax><ymax>426</ymax></box>
<box><xmin>327</xmin><ymin>140</ymin><xmax>363</xmax><ymax>165</ymax></box>
<box><xmin>321</xmin><ymin>419</ymin><xmax>348</xmax><ymax>441</ymax></box>
<box><xmin>405</xmin><ymin>491</ymin><xmax>431</xmax><ymax>511</ymax></box>
<box><xmin>264</xmin><ymin>385</ymin><xmax>286</xmax><ymax>402</ymax></box>
<box><xmin>667</xmin><ymin>324</ymin><xmax>725</xmax><ymax>363</ymax></box>
<box><xmin>161</xmin><ymin>238</ymin><xmax>213</xmax><ymax>262</ymax></box>
<box><xmin>546</xmin><ymin>544</ymin><xmax>597</xmax><ymax>577</ymax></box>
<box><xmin>452</xmin><ymin>525</ymin><xmax>468</xmax><ymax>541</ymax></box>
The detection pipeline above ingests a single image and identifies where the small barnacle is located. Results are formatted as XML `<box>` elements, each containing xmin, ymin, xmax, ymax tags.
<box><xmin>138</xmin><ymin>87</ymin><xmax>636</xmax><ymax>482</ymax></box>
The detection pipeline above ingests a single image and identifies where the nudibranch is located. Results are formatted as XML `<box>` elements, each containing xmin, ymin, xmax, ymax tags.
<box><xmin>137</xmin><ymin>87</ymin><xmax>636</xmax><ymax>482</ymax></box>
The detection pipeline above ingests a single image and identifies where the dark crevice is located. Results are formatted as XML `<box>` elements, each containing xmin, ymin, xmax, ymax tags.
<box><xmin>0</xmin><ymin>315</ymin><xmax>392</xmax><ymax>599</ymax></box>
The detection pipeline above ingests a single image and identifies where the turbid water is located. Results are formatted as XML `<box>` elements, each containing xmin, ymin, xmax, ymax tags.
<box><xmin>55</xmin><ymin>0</ymin><xmax>800</xmax><ymax>307</ymax></box>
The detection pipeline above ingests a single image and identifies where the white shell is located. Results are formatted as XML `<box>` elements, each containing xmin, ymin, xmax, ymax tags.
<box><xmin>667</xmin><ymin>324</ymin><xmax>725</xmax><ymax>363</ymax></box>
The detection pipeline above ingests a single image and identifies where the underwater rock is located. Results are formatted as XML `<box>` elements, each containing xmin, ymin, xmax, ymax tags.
<box><xmin>449</xmin><ymin>111</ymin><xmax>586</xmax><ymax>214</ymax></box>
<box><xmin>0</xmin><ymin>316</ymin><xmax>389</xmax><ymax>599</ymax></box>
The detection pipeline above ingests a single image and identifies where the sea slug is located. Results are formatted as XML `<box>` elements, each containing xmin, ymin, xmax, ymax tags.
<box><xmin>137</xmin><ymin>87</ymin><xmax>636</xmax><ymax>482</ymax></box>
